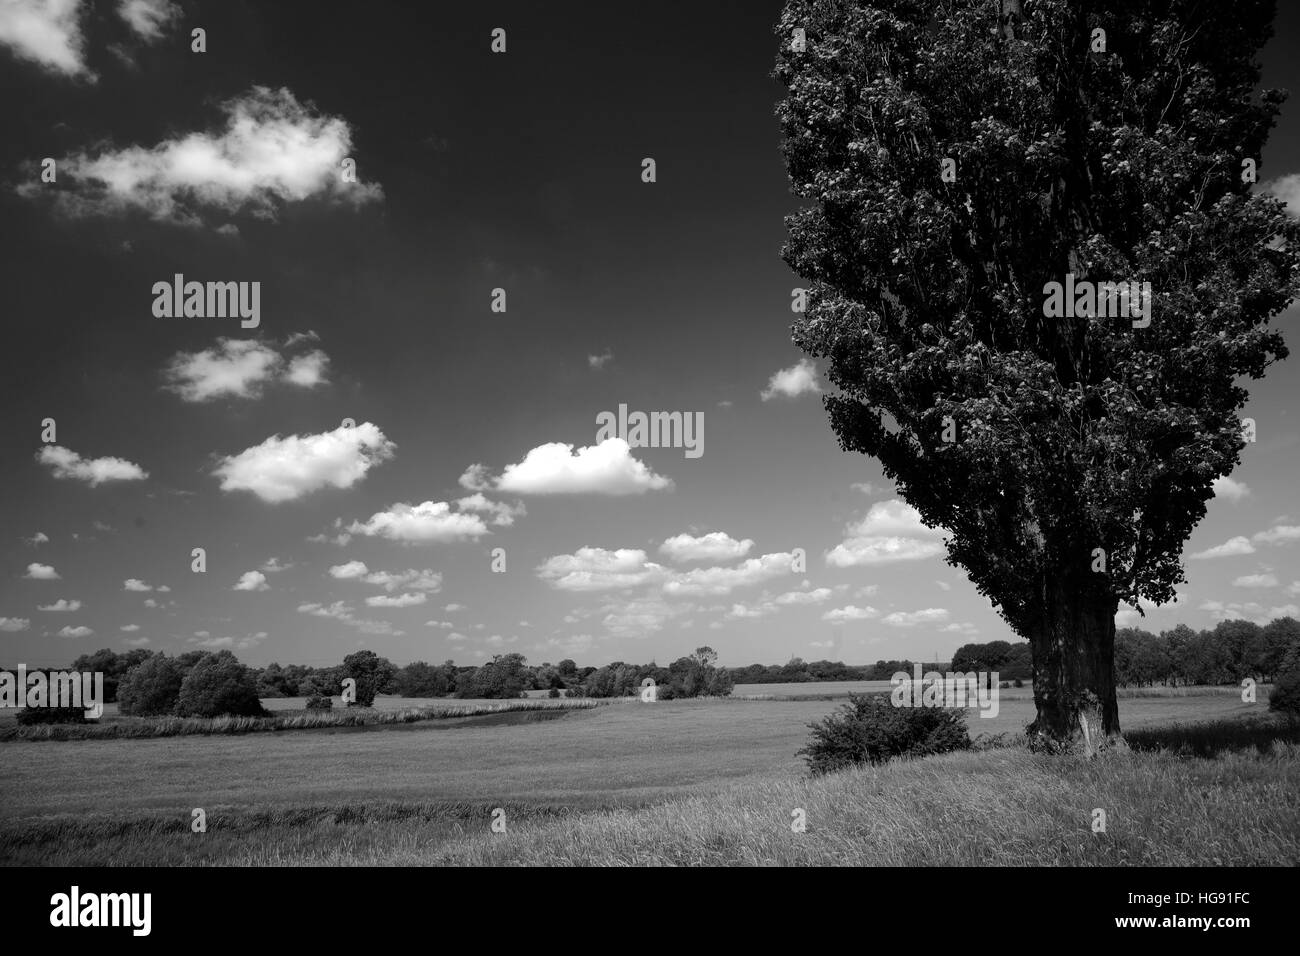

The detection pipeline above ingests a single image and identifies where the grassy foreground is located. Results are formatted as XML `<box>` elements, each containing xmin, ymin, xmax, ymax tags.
<box><xmin>1</xmin><ymin>693</ymin><xmax>1295</xmax><ymax>866</ymax></box>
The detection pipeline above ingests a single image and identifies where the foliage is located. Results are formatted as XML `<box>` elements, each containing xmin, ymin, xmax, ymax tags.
<box><xmin>176</xmin><ymin>651</ymin><xmax>266</xmax><ymax>718</ymax></box>
<box><xmin>799</xmin><ymin>693</ymin><xmax>972</xmax><ymax>774</ymax></box>
<box><xmin>117</xmin><ymin>654</ymin><xmax>184</xmax><ymax>717</ymax></box>
<box><xmin>775</xmin><ymin>0</ymin><xmax>1299</xmax><ymax>742</ymax></box>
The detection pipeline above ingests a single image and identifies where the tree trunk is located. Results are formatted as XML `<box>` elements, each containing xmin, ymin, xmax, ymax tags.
<box><xmin>1026</xmin><ymin>573</ymin><xmax>1121</xmax><ymax>755</ymax></box>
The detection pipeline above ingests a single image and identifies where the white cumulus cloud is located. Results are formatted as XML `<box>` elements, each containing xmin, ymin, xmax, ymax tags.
<box><xmin>37</xmin><ymin>445</ymin><xmax>147</xmax><ymax>486</ymax></box>
<box><xmin>825</xmin><ymin>499</ymin><xmax>946</xmax><ymax>567</ymax></box>
<box><xmin>659</xmin><ymin>531</ymin><xmax>753</xmax><ymax>563</ymax></box>
<box><xmin>26</xmin><ymin>86</ymin><xmax>383</xmax><ymax>226</ymax></box>
<box><xmin>761</xmin><ymin>358</ymin><xmax>822</xmax><ymax>401</ymax></box>
<box><xmin>0</xmin><ymin>0</ymin><xmax>88</xmax><ymax>76</ymax></box>
<box><xmin>214</xmin><ymin>421</ymin><xmax>394</xmax><ymax>503</ymax></box>
<box><xmin>345</xmin><ymin>500</ymin><xmax>489</xmax><ymax>544</ymax></box>
<box><xmin>481</xmin><ymin>438</ymin><xmax>673</xmax><ymax>496</ymax></box>
<box><xmin>232</xmin><ymin>570</ymin><xmax>269</xmax><ymax>591</ymax></box>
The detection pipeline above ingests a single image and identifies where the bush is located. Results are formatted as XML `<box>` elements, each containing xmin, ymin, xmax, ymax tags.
<box><xmin>304</xmin><ymin>694</ymin><xmax>333</xmax><ymax>711</ymax></box>
<box><xmin>1014</xmin><ymin>678</ymin><xmax>1024</xmax><ymax>688</ymax></box>
<box><xmin>16</xmin><ymin>706</ymin><xmax>88</xmax><ymax>725</ymax></box>
<box><xmin>176</xmin><ymin>651</ymin><xmax>266</xmax><ymax>718</ymax></box>
<box><xmin>547</xmin><ymin>688</ymin><xmax>561</xmax><ymax>698</ymax></box>
<box><xmin>117</xmin><ymin>654</ymin><xmax>184</xmax><ymax>716</ymax></box>
<box><xmin>1269</xmin><ymin>648</ymin><xmax>1300</xmax><ymax>716</ymax></box>
<box><xmin>798</xmin><ymin>693</ymin><xmax>971</xmax><ymax>775</ymax></box>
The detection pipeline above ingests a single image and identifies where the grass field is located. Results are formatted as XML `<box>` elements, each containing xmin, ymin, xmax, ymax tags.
<box><xmin>1</xmin><ymin>688</ymin><xmax>1294</xmax><ymax>866</ymax></box>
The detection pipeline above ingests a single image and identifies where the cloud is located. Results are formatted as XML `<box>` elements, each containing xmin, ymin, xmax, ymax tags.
<box><xmin>822</xmin><ymin>605</ymin><xmax>879</xmax><ymax>622</ymax></box>
<box><xmin>0</xmin><ymin>617</ymin><xmax>31</xmax><ymax>632</ymax></box>
<box><xmin>598</xmin><ymin>597</ymin><xmax>689</xmax><ymax>639</ymax></box>
<box><xmin>260</xmin><ymin>557</ymin><xmax>292</xmax><ymax>573</ymax></box>
<box><xmin>1253</xmin><ymin>524</ymin><xmax>1300</xmax><ymax>545</ymax></box>
<box><xmin>332</xmin><ymin>562</ymin><xmax>442</xmax><ymax>592</ymax></box>
<box><xmin>538</xmin><ymin>547</ymin><xmax>799</xmax><ymax>597</ymax></box>
<box><xmin>37</xmin><ymin>445</ymin><xmax>147</xmax><ymax>486</ymax></box>
<box><xmin>0</xmin><ymin>0</ymin><xmax>88</xmax><ymax>76</ymax></box>
<box><xmin>1189</xmin><ymin>536</ymin><xmax>1256</xmax><ymax>560</ymax></box>
<box><xmin>725</xmin><ymin>602</ymin><xmax>777</xmax><ymax>620</ymax></box>
<box><xmin>123</xmin><ymin>578</ymin><xmax>152</xmax><ymax>591</ymax></box>
<box><xmin>117</xmin><ymin>0</ymin><xmax>178</xmax><ymax>41</ymax></box>
<box><xmin>57</xmin><ymin>625</ymin><xmax>93</xmax><ymax>638</ymax></box>
<box><xmin>425</xmin><ymin>620</ymin><xmax>454</xmax><ymax>629</ymax></box>
<box><xmin>883</xmin><ymin>608</ymin><xmax>950</xmax><ymax>627</ymax></box>
<box><xmin>774</xmin><ymin>587</ymin><xmax>833</xmax><ymax>605</ymax></box>
<box><xmin>1264</xmin><ymin>173</ymin><xmax>1300</xmax><ymax>219</ymax></box>
<box><xmin>444</xmin><ymin>603</ymin><xmax>464</xmax><ymax>612</ymax></box>
<box><xmin>26</xmin><ymin>86</ymin><xmax>383</xmax><ymax>226</ymax></box>
<box><xmin>164</xmin><ymin>337</ymin><xmax>333</xmax><ymax>402</ymax></box>
<box><xmin>328</xmin><ymin>560</ymin><xmax>369</xmax><ymax>580</ymax></box>
<box><xmin>588</xmin><ymin>349</ymin><xmax>614</xmax><ymax>370</ymax></box>
<box><xmin>826</xmin><ymin>499</ymin><xmax>946</xmax><ymax>567</ymax></box>
<box><xmin>1194</xmin><ymin>524</ymin><xmax>1300</xmax><ymax>559</ymax></box>
<box><xmin>345</xmin><ymin>500</ymin><xmax>489</xmax><ymax>544</ymax></box>
<box><xmin>761</xmin><ymin>358</ymin><xmax>822</xmax><ymax>401</ymax></box>
<box><xmin>283</xmin><ymin>350</ymin><xmax>330</xmax><ymax>388</ymax></box>
<box><xmin>25</xmin><ymin>563</ymin><xmax>60</xmax><ymax>580</ymax></box>
<box><xmin>1233</xmin><ymin>573</ymin><xmax>1278</xmax><ymax>589</ymax></box>
<box><xmin>483</xmin><ymin>438</ymin><xmax>673</xmax><ymax>496</ymax></box>
<box><xmin>537</xmin><ymin>548</ymin><xmax>664</xmax><ymax>592</ymax></box>
<box><xmin>454</xmin><ymin>494</ymin><xmax>525</xmax><ymax>527</ymax></box>
<box><xmin>660</xmin><ymin>532</ymin><xmax>754</xmax><ymax>563</ymax></box>
<box><xmin>1212</xmin><ymin>476</ymin><xmax>1251</xmax><ymax>502</ymax></box>
<box><xmin>37</xmin><ymin>598</ymin><xmax>81</xmax><ymax>612</ymax></box>
<box><xmin>24</xmin><ymin>531</ymin><xmax>49</xmax><ymax>545</ymax></box>
<box><xmin>232</xmin><ymin>570</ymin><xmax>269</xmax><ymax>591</ymax></box>
<box><xmin>365</xmin><ymin>592</ymin><xmax>426</xmax><ymax>608</ymax></box>
<box><xmin>143</xmin><ymin>598</ymin><xmax>158</xmax><ymax>608</ymax></box>
<box><xmin>120</xmin><ymin>624</ymin><xmax>140</xmax><ymax>632</ymax></box>
<box><xmin>296</xmin><ymin>601</ymin><xmax>402</xmax><ymax>635</ymax></box>
<box><xmin>362</xmin><ymin>569</ymin><xmax>442</xmax><ymax>592</ymax></box>
<box><xmin>662</xmin><ymin>552</ymin><xmax>799</xmax><ymax>596</ymax></box>
<box><xmin>1199</xmin><ymin>599</ymin><xmax>1300</xmax><ymax>626</ymax></box>
<box><xmin>163</xmin><ymin>339</ymin><xmax>281</xmax><ymax>401</ymax></box>
<box><xmin>214</xmin><ymin>421</ymin><xmax>394</xmax><ymax>503</ymax></box>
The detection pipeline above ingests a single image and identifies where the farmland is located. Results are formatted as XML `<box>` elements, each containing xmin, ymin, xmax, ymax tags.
<box><xmin>1</xmin><ymin>688</ymin><xmax>1295</xmax><ymax>866</ymax></box>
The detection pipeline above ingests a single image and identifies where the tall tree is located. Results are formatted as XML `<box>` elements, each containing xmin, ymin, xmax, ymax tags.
<box><xmin>776</xmin><ymin>0</ymin><xmax>1298</xmax><ymax>750</ymax></box>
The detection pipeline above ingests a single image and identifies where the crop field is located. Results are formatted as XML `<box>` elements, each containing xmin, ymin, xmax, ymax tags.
<box><xmin>2</xmin><ymin>689</ymin><xmax>1293</xmax><ymax>866</ymax></box>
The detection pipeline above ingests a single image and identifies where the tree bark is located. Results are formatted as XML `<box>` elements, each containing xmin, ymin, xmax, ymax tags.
<box><xmin>1026</xmin><ymin>572</ymin><xmax>1121</xmax><ymax>754</ymax></box>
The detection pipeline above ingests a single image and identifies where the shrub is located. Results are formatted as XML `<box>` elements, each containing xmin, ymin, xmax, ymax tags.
<box><xmin>1269</xmin><ymin>648</ymin><xmax>1300</xmax><ymax>716</ymax></box>
<box><xmin>176</xmin><ymin>651</ymin><xmax>266</xmax><ymax>718</ymax></box>
<box><xmin>799</xmin><ymin>693</ymin><xmax>971</xmax><ymax>775</ymax></box>
<box><xmin>547</xmin><ymin>688</ymin><xmax>561</xmax><ymax>698</ymax></box>
<box><xmin>305</xmin><ymin>694</ymin><xmax>333</xmax><ymax>711</ymax></box>
<box><xmin>1014</xmin><ymin>678</ymin><xmax>1024</xmax><ymax>688</ymax></box>
<box><xmin>117</xmin><ymin>654</ymin><xmax>184</xmax><ymax>716</ymax></box>
<box><xmin>16</xmin><ymin>706</ymin><xmax>88</xmax><ymax>725</ymax></box>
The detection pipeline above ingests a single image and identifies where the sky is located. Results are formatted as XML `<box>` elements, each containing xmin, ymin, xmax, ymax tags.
<box><xmin>1</xmin><ymin>0</ymin><xmax>1299</xmax><ymax>671</ymax></box>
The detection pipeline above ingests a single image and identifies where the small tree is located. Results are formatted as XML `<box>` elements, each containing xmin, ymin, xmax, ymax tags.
<box><xmin>176</xmin><ymin>651</ymin><xmax>265</xmax><ymax>718</ymax></box>
<box><xmin>117</xmin><ymin>654</ymin><xmax>184</xmax><ymax>716</ymax></box>
<box><xmin>339</xmin><ymin>650</ymin><xmax>396</xmax><ymax>707</ymax></box>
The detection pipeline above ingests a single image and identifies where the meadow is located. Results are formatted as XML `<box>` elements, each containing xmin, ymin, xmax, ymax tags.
<box><xmin>1</xmin><ymin>687</ymin><xmax>1295</xmax><ymax>866</ymax></box>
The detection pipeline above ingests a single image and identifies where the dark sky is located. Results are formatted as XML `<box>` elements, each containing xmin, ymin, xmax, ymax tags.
<box><xmin>1</xmin><ymin>0</ymin><xmax>1298</xmax><ymax>669</ymax></box>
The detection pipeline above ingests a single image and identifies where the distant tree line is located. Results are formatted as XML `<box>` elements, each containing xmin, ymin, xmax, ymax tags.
<box><xmin>1114</xmin><ymin>618</ymin><xmax>1300</xmax><ymax>687</ymax></box>
<box><xmin>11</xmin><ymin>618</ymin><xmax>1296</xmax><ymax>718</ymax></box>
